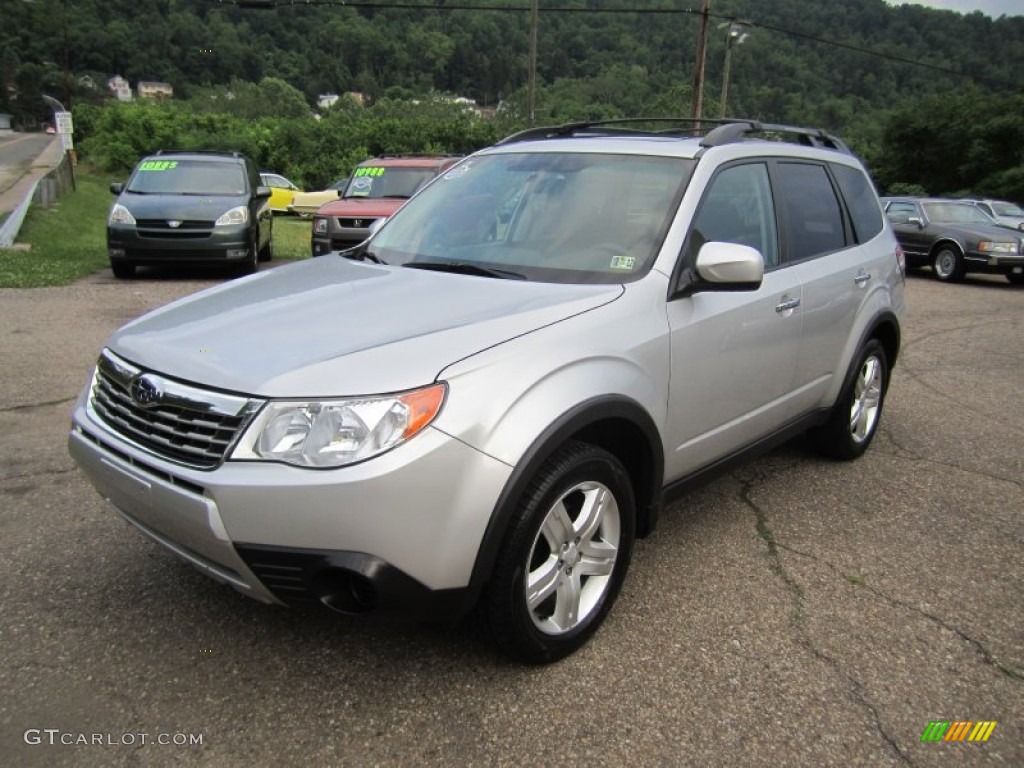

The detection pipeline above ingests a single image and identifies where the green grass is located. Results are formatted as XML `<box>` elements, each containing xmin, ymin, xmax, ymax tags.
<box><xmin>273</xmin><ymin>216</ymin><xmax>313</xmax><ymax>260</ymax></box>
<box><xmin>0</xmin><ymin>172</ymin><xmax>311</xmax><ymax>288</ymax></box>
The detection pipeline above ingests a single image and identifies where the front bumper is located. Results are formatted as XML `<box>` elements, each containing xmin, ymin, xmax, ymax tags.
<box><xmin>965</xmin><ymin>251</ymin><xmax>1024</xmax><ymax>276</ymax></box>
<box><xmin>108</xmin><ymin>224</ymin><xmax>252</xmax><ymax>265</ymax></box>
<box><xmin>69</xmin><ymin>391</ymin><xmax>512</xmax><ymax>619</ymax></box>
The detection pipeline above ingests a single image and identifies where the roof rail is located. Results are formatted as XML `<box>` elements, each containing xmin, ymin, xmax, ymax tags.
<box><xmin>496</xmin><ymin>117</ymin><xmax>851</xmax><ymax>155</ymax></box>
<box><xmin>700</xmin><ymin>121</ymin><xmax>851</xmax><ymax>154</ymax></box>
<box><xmin>496</xmin><ymin>117</ymin><xmax>742</xmax><ymax>146</ymax></box>
<box><xmin>154</xmin><ymin>149</ymin><xmax>244</xmax><ymax>158</ymax></box>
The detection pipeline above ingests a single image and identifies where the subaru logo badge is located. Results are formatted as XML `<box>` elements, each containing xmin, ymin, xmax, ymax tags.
<box><xmin>167</xmin><ymin>220</ymin><xmax>182</xmax><ymax>228</ymax></box>
<box><xmin>131</xmin><ymin>374</ymin><xmax>163</xmax><ymax>407</ymax></box>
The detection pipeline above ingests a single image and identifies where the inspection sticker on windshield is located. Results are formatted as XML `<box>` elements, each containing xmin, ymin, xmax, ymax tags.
<box><xmin>138</xmin><ymin>161</ymin><xmax>178</xmax><ymax>171</ymax></box>
<box><xmin>609</xmin><ymin>254</ymin><xmax>636</xmax><ymax>270</ymax></box>
<box><xmin>444</xmin><ymin>163</ymin><xmax>471</xmax><ymax>181</ymax></box>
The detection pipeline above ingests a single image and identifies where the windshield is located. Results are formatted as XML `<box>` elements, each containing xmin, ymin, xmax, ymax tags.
<box><xmin>992</xmin><ymin>202</ymin><xmax>1024</xmax><ymax>217</ymax></box>
<box><xmin>366</xmin><ymin>152</ymin><xmax>693</xmax><ymax>284</ymax></box>
<box><xmin>923</xmin><ymin>202</ymin><xmax>994</xmax><ymax>225</ymax></box>
<box><xmin>127</xmin><ymin>159</ymin><xmax>247</xmax><ymax>195</ymax></box>
<box><xmin>343</xmin><ymin>167</ymin><xmax>437</xmax><ymax>199</ymax></box>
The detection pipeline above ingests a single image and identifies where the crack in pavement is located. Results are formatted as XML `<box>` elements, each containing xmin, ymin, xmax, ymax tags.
<box><xmin>739</xmin><ymin>475</ymin><xmax>916</xmax><ymax>767</ymax></box>
<box><xmin>776</xmin><ymin>540</ymin><xmax>1024</xmax><ymax>683</ymax></box>
<box><xmin>0</xmin><ymin>467</ymin><xmax>78</xmax><ymax>484</ymax></box>
<box><xmin>896</xmin><ymin>324</ymin><xmax>1024</xmax><ymax>436</ymax></box>
<box><xmin>870</xmin><ymin>429</ymin><xmax>1022</xmax><ymax>490</ymax></box>
<box><xmin>0</xmin><ymin>395</ymin><xmax>77</xmax><ymax>414</ymax></box>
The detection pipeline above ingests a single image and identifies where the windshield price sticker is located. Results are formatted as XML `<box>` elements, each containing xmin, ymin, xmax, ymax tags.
<box><xmin>138</xmin><ymin>161</ymin><xmax>178</xmax><ymax>172</ymax></box>
<box><xmin>354</xmin><ymin>167</ymin><xmax>386</xmax><ymax>178</ymax></box>
<box><xmin>609</xmin><ymin>254</ymin><xmax>636</xmax><ymax>270</ymax></box>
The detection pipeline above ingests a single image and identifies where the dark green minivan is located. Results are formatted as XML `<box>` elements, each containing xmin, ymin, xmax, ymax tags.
<box><xmin>107</xmin><ymin>151</ymin><xmax>274</xmax><ymax>278</ymax></box>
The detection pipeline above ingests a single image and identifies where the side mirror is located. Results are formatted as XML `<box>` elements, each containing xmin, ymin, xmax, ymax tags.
<box><xmin>255</xmin><ymin>185</ymin><xmax>272</xmax><ymax>199</ymax></box>
<box><xmin>908</xmin><ymin>216</ymin><xmax>924</xmax><ymax>229</ymax></box>
<box><xmin>677</xmin><ymin>242</ymin><xmax>764</xmax><ymax>297</ymax></box>
<box><xmin>110</xmin><ymin>182</ymin><xmax>124</xmax><ymax>195</ymax></box>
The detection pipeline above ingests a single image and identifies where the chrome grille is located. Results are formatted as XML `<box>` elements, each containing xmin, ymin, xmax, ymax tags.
<box><xmin>89</xmin><ymin>350</ymin><xmax>262</xmax><ymax>469</ymax></box>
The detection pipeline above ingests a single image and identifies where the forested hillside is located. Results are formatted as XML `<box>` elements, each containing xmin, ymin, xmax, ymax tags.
<box><xmin>3</xmin><ymin>0</ymin><xmax>1022</xmax><ymax>197</ymax></box>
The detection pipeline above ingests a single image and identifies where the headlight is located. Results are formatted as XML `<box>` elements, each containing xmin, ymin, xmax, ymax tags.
<box><xmin>108</xmin><ymin>203</ymin><xmax>136</xmax><ymax>226</ymax></box>
<box><xmin>977</xmin><ymin>240</ymin><xmax>1018</xmax><ymax>254</ymax></box>
<box><xmin>313</xmin><ymin>216</ymin><xmax>328</xmax><ymax>234</ymax></box>
<box><xmin>231</xmin><ymin>383</ymin><xmax>446</xmax><ymax>468</ymax></box>
<box><xmin>216</xmin><ymin>206</ymin><xmax>249</xmax><ymax>226</ymax></box>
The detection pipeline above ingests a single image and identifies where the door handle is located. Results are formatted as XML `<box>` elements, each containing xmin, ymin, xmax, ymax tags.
<box><xmin>775</xmin><ymin>296</ymin><xmax>800</xmax><ymax>313</ymax></box>
<box><xmin>854</xmin><ymin>271</ymin><xmax>871</xmax><ymax>286</ymax></box>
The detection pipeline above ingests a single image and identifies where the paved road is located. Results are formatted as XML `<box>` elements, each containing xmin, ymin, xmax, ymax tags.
<box><xmin>0</xmin><ymin>266</ymin><xmax>1020</xmax><ymax>767</ymax></box>
<box><xmin>0</xmin><ymin>133</ymin><xmax>60</xmax><ymax>209</ymax></box>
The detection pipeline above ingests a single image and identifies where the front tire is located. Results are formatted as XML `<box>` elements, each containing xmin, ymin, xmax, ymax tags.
<box><xmin>110</xmin><ymin>261</ymin><xmax>136</xmax><ymax>279</ymax></box>
<box><xmin>1006</xmin><ymin>273</ymin><xmax>1024</xmax><ymax>286</ymax></box>
<box><xmin>236</xmin><ymin>243</ymin><xmax>258</xmax><ymax>276</ymax></box>
<box><xmin>932</xmin><ymin>244</ymin><xmax>965</xmax><ymax>282</ymax></box>
<box><xmin>485</xmin><ymin>441</ymin><xmax>635</xmax><ymax>664</ymax></box>
<box><xmin>809</xmin><ymin>339</ymin><xmax>888</xmax><ymax>460</ymax></box>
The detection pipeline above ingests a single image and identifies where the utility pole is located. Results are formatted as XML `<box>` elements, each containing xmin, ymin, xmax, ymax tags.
<box><xmin>690</xmin><ymin>0</ymin><xmax>710</xmax><ymax>124</ymax></box>
<box><xmin>62</xmin><ymin>0</ymin><xmax>71</xmax><ymax>109</ymax></box>
<box><xmin>719</xmin><ymin>22</ymin><xmax>750</xmax><ymax>119</ymax></box>
<box><xmin>527</xmin><ymin>0</ymin><xmax>538</xmax><ymax>126</ymax></box>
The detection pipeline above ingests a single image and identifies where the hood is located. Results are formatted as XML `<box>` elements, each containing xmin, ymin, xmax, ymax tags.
<box><xmin>108</xmin><ymin>257</ymin><xmax>622</xmax><ymax>397</ymax></box>
<box><xmin>317</xmin><ymin>197</ymin><xmax>406</xmax><ymax>217</ymax></box>
<box><xmin>117</xmin><ymin>191</ymin><xmax>247</xmax><ymax>220</ymax></box>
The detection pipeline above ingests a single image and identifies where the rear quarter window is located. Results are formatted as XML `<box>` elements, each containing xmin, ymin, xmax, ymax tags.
<box><xmin>832</xmin><ymin>164</ymin><xmax>884</xmax><ymax>243</ymax></box>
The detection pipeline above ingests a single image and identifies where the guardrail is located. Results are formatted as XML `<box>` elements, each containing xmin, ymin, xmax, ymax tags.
<box><xmin>0</xmin><ymin>151</ymin><xmax>75</xmax><ymax>248</ymax></box>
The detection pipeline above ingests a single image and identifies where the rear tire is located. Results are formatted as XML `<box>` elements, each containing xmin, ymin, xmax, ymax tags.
<box><xmin>932</xmin><ymin>244</ymin><xmax>965</xmax><ymax>282</ymax></box>
<box><xmin>1006</xmin><ymin>273</ymin><xmax>1024</xmax><ymax>286</ymax></box>
<box><xmin>809</xmin><ymin>339</ymin><xmax>888</xmax><ymax>461</ymax></box>
<box><xmin>111</xmin><ymin>262</ymin><xmax>136</xmax><ymax>279</ymax></box>
<box><xmin>485</xmin><ymin>441</ymin><xmax>635</xmax><ymax>664</ymax></box>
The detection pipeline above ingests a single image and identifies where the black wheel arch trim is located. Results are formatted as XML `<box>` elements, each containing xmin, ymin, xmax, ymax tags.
<box><xmin>854</xmin><ymin>311</ymin><xmax>901</xmax><ymax>373</ymax></box>
<box><xmin>465</xmin><ymin>395</ymin><xmax>664</xmax><ymax>611</ymax></box>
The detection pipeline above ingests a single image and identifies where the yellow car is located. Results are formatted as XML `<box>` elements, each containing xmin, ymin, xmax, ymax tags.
<box><xmin>287</xmin><ymin>177</ymin><xmax>349</xmax><ymax>218</ymax></box>
<box><xmin>259</xmin><ymin>172</ymin><xmax>302</xmax><ymax>214</ymax></box>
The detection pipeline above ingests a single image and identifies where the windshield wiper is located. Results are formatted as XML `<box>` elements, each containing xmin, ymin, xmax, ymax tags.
<box><xmin>342</xmin><ymin>244</ymin><xmax>383</xmax><ymax>263</ymax></box>
<box><xmin>404</xmin><ymin>260</ymin><xmax>526</xmax><ymax>280</ymax></box>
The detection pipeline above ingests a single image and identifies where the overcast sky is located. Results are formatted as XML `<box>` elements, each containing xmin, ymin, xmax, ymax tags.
<box><xmin>887</xmin><ymin>0</ymin><xmax>1023</xmax><ymax>17</ymax></box>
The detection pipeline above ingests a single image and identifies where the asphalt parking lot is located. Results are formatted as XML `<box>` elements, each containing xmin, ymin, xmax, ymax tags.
<box><xmin>0</xmin><ymin>265</ymin><xmax>1020</xmax><ymax>767</ymax></box>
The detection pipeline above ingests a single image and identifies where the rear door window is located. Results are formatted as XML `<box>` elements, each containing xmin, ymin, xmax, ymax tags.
<box><xmin>775</xmin><ymin>162</ymin><xmax>846</xmax><ymax>262</ymax></box>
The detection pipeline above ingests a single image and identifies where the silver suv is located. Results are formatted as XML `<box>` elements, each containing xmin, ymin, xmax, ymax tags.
<box><xmin>69</xmin><ymin>119</ymin><xmax>906</xmax><ymax>663</ymax></box>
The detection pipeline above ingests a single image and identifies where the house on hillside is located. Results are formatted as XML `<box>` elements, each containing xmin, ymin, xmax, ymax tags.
<box><xmin>138</xmin><ymin>81</ymin><xmax>173</xmax><ymax>100</ymax></box>
<box><xmin>108</xmin><ymin>76</ymin><xmax>132</xmax><ymax>102</ymax></box>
